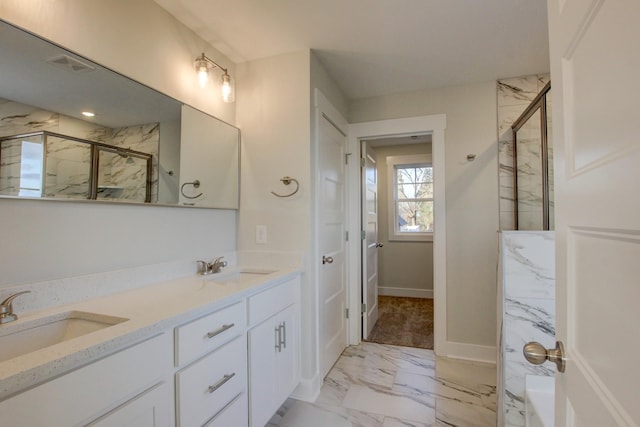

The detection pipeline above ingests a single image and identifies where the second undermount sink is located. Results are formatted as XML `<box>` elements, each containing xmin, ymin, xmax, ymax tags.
<box><xmin>207</xmin><ymin>268</ymin><xmax>276</xmax><ymax>285</ymax></box>
<box><xmin>0</xmin><ymin>311</ymin><xmax>128</xmax><ymax>363</ymax></box>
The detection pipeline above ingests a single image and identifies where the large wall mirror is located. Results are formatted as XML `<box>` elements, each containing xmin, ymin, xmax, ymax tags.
<box><xmin>0</xmin><ymin>20</ymin><xmax>239</xmax><ymax>209</ymax></box>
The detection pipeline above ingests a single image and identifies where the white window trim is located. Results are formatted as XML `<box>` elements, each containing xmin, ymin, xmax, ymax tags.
<box><xmin>386</xmin><ymin>154</ymin><xmax>433</xmax><ymax>242</ymax></box>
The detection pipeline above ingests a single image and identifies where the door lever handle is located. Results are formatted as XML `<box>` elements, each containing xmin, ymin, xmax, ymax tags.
<box><xmin>322</xmin><ymin>255</ymin><xmax>334</xmax><ymax>264</ymax></box>
<box><xmin>523</xmin><ymin>341</ymin><xmax>566</xmax><ymax>373</ymax></box>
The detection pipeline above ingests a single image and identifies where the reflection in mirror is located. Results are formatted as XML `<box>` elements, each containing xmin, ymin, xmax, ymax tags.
<box><xmin>0</xmin><ymin>19</ymin><xmax>239</xmax><ymax>209</ymax></box>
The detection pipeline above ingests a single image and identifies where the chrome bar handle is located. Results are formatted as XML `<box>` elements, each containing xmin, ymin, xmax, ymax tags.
<box><xmin>275</xmin><ymin>325</ymin><xmax>282</xmax><ymax>352</ymax></box>
<box><xmin>207</xmin><ymin>372</ymin><xmax>235</xmax><ymax>394</ymax></box>
<box><xmin>278</xmin><ymin>322</ymin><xmax>286</xmax><ymax>349</ymax></box>
<box><xmin>206</xmin><ymin>323</ymin><xmax>235</xmax><ymax>339</ymax></box>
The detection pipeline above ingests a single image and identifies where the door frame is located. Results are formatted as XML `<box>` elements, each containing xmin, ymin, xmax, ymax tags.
<box><xmin>347</xmin><ymin>114</ymin><xmax>447</xmax><ymax>354</ymax></box>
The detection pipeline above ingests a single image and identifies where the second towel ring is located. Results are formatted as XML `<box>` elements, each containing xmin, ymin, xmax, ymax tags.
<box><xmin>181</xmin><ymin>180</ymin><xmax>203</xmax><ymax>199</ymax></box>
<box><xmin>271</xmin><ymin>176</ymin><xmax>299</xmax><ymax>198</ymax></box>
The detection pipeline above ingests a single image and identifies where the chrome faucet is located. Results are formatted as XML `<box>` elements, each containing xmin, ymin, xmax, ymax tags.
<box><xmin>0</xmin><ymin>291</ymin><xmax>30</xmax><ymax>324</ymax></box>
<box><xmin>197</xmin><ymin>256</ymin><xmax>228</xmax><ymax>275</ymax></box>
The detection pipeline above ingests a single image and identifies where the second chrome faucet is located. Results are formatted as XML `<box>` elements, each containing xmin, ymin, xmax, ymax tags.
<box><xmin>197</xmin><ymin>256</ymin><xmax>228</xmax><ymax>276</ymax></box>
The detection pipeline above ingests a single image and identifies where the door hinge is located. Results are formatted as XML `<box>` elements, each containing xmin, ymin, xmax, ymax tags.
<box><xmin>345</xmin><ymin>153</ymin><xmax>352</xmax><ymax>164</ymax></box>
<box><xmin>361</xmin><ymin>230</ymin><xmax>366</xmax><ymax>240</ymax></box>
<box><xmin>361</xmin><ymin>303</ymin><xmax>367</xmax><ymax>313</ymax></box>
<box><xmin>360</xmin><ymin>158</ymin><xmax>366</xmax><ymax>167</ymax></box>
<box><xmin>345</xmin><ymin>308</ymin><xmax>349</xmax><ymax>319</ymax></box>
<box><xmin>345</xmin><ymin>231</ymin><xmax>349</xmax><ymax>241</ymax></box>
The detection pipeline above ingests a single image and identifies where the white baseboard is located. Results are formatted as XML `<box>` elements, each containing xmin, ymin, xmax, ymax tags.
<box><xmin>290</xmin><ymin>374</ymin><xmax>321</xmax><ymax>402</ymax></box>
<box><xmin>378</xmin><ymin>287</ymin><xmax>433</xmax><ymax>299</ymax></box>
<box><xmin>438</xmin><ymin>340</ymin><xmax>496</xmax><ymax>365</ymax></box>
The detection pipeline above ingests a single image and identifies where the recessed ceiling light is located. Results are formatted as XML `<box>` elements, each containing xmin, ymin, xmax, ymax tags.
<box><xmin>82</xmin><ymin>111</ymin><xmax>95</xmax><ymax>117</ymax></box>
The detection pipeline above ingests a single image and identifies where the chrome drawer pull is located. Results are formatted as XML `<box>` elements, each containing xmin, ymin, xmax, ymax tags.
<box><xmin>206</xmin><ymin>323</ymin><xmax>235</xmax><ymax>339</ymax></box>
<box><xmin>207</xmin><ymin>372</ymin><xmax>236</xmax><ymax>394</ymax></box>
<box><xmin>275</xmin><ymin>326</ymin><xmax>281</xmax><ymax>352</ymax></box>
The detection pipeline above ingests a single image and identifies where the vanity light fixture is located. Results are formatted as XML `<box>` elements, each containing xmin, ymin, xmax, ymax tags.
<box><xmin>195</xmin><ymin>52</ymin><xmax>235</xmax><ymax>103</ymax></box>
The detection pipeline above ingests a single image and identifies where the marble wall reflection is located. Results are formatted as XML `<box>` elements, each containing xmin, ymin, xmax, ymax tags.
<box><xmin>497</xmin><ymin>74</ymin><xmax>550</xmax><ymax>230</ymax></box>
<box><xmin>498</xmin><ymin>231</ymin><xmax>555</xmax><ymax>427</ymax></box>
<box><xmin>0</xmin><ymin>97</ymin><xmax>158</xmax><ymax>201</ymax></box>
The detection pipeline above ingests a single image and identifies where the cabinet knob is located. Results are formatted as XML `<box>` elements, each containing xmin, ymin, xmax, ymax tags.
<box><xmin>322</xmin><ymin>255</ymin><xmax>334</xmax><ymax>264</ymax></box>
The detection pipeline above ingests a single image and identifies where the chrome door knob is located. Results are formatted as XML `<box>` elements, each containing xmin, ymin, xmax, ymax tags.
<box><xmin>322</xmin><ymin>255</ymin><xmax>334</xmax><ymax>264</ymax></box>
<box><xmin>523</xmin><ymin>341</ymin><xmax>566</xmax><ymax>373</ymax></box>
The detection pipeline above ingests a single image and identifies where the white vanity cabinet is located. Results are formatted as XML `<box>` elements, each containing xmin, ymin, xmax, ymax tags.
<box><xmin>174</xmin><ymin>301</ymin><xmax>248</xmax><ymax>427</ymax></box>
<box><xmin>0</xmin><ymin>333</ymin><xmax>173</xmax><ymax>427</ymax></box>
<box><xmin>247</xmin><ymin>277</ymin><xmax>300</xmax><ymax>427</ymax></box>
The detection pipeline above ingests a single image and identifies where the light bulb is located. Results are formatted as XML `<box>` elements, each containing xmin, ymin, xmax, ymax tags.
<box><xmin>221</xmin><ymin>73</ymin><xmax>234</xmax><ymax>103</ymax></box>
<box><xmin>197</xmin><ymin>65</ymin><xmax>209</xmax><ymax>88</ymax></box>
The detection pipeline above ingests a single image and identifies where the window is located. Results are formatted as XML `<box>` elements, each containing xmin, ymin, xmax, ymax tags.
<box><xmin>387</xmin><ymin>155</ymin><xmax>433</xmax><ymax>241</ymax></box>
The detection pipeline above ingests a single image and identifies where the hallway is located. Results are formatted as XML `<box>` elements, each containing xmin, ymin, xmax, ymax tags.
<box><xmin>268</xmin><ymin>342</ymin><xmax>496</xmax><ymax>426</ymax></box>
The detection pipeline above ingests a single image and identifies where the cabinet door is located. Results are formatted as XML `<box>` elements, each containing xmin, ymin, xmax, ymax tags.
<box><xmin>248</xmin><ymin>317</ymin><xmax>278</xmax><ymax>427</ymax></box>
<box><xmin>276</xmin><ymin>305</ymin><xmax>298</xmax><ymax>403</ymax></box>
<box><xmin>89</xmin><ymin>382</ymin><xmax>172</xmax><ymax>427</ymax></box>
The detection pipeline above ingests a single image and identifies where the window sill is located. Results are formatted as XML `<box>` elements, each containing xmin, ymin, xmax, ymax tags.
<box><xmin>388</xmin><ymin>233</ymin><xmax>433</xmax><ymax>242</ymax></box>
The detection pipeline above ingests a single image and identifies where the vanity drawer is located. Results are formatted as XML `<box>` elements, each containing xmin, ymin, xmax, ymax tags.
<box><xmin>247</xmin><ymin>278</ymin><xmax>298</xmax><ymax>326</ymax></box>
<box><xmin>175</xmin><ymin>301</ymin><xmax>245</xmax><ymax>366</ymax></box>
<box><xmin>204</xmin><ymin>392</ymin><xmax>248</xmax><ymax>427</ymax></box>
<box><xmin>176</xmin><ymin>336</ymin><xmax>247</xmax><ymax>427</ymax></box>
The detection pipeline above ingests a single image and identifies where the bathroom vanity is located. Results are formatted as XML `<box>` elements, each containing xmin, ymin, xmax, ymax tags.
<box><xmin>0</xmin><ymin>265</ymin><xmax>301</xmax><ymax>427</ymax></box>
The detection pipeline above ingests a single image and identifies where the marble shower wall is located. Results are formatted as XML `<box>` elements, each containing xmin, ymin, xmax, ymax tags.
<box><xmin>498</xmin><ymin>231</ymin><xmax>555</xmax><ymax>427</ymax></box>
<box><xmin>0</xmin><ymin>97</ymin><xmax>158</xmax><ymax>201</ymax></box>
<box><xmin>497</xmin><ymin>74</ymin><xmax>550</xmax><ymax>230</ymax></box>
<box><xmin>97</xmin><ymin>124</ymin><xmax>159</xmax><ymax>202</ymax></box>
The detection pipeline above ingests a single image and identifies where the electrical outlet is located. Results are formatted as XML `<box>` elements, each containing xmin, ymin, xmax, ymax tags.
<box><xmin>256</xmin><ymin>225</ymin><xmax>267</xmax><ymax>244</ymax></box>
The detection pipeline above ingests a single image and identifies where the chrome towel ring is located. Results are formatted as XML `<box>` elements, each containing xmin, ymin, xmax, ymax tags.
<box><xmin>181</xmin><ymin>179</ymin><xmax>203</xmax><ymax>199</ymax></box>
<box><xmin>271</xmin><ymin>176</ymin><xmax>299</xmax><ymax>198</ymax></box>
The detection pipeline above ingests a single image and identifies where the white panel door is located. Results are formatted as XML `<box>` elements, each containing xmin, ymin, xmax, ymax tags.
<box><xmin>362</xmin><ymin>145</ymin><xmax>379</xmax><ymax>339</ymax></box>
<box><xmin>317</xmin><ymin>96</ymin><xmax>348</xmax><ymax>379</ymax></box>
<box><xmin>548</xmin><ymin>0</ymin><xmax>640</xmax><ymax>425</ymax></box>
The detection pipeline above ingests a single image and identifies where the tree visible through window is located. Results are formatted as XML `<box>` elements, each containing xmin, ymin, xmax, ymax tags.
<box><xmin>395</xmin><ymin>164</ymin><xmax>433</xmax><ymax>233</ymax></box>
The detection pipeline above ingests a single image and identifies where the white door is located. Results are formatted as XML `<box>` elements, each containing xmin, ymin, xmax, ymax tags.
<box><xmin>548</xmin><ymin>0</ymin><xmax>640</xmax><ymax>425</ymax></box>
<box><xmin>316</xmin><ymin>91</ymin><xmax>348</xmax><ymax>379</ymax></box>
<box><xmin>362</xmin><ymin>144</ymin><xmax>379</xmax><ymax>339</ymax></box>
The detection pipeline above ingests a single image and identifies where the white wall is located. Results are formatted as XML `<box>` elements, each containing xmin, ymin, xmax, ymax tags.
<box><xmin>0</xmin><ymin>0</ymin><xmax>238</xmax><ymax>287</ymax></box>
<box><xmin>350</xmin><ymin>82</ymin><xmax>499</xmax><ymax>349</ymax></box>
<box><xmin>236</xmin><ymin>50</ymin><xmax>349</xmax><ymax>398</ymax></box>
<box><xmin>236</xmin><ymin>50</ymin><xmax>315</xmax><ymax>384</ymax></box>
<box><xmin>373</xmin><ymin>143</ymin><xmax>434</xmax><ymax>297</ymax></box>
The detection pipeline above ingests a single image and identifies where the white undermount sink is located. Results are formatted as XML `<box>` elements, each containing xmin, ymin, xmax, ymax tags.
<box><xmin>206</xmin><ymin>268</ymin><xmax>276</xmax><ymax>285</ymax></box>
<box><xmin>0</xmin><ymin>311</ymin><xmax>128</xmax><ymax>363</ymax></box>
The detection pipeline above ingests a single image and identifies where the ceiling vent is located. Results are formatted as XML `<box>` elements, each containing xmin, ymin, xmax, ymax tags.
<box><xmin>46</xmin><ymin>54</ymin><xmax>95</xmax><ymax>73</ymax></box>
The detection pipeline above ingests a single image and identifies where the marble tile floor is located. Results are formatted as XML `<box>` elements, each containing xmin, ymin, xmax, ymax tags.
<box><xmin>268</xmin><ymin>342</ymin><xmax>496</xmax><ymax>427</ymax></box>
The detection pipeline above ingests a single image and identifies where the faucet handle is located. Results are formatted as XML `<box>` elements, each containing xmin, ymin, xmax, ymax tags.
<box><xmin>196</xmin><ymin>260</ymin><xmax>208</xmax><ymax>275</ymax></box>
<box><xmin>0</xmin><ymin>290</ymin><xmax>30</xmax><ymax>323</ymax></box>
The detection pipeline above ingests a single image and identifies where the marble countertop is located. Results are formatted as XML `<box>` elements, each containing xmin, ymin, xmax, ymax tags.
<box><xmin>0</xmin><ymin>266</ymin><xmax>300</xmax><ymax>400</ymax></box>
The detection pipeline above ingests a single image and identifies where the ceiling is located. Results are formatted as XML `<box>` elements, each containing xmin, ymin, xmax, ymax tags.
<box><xmin>154</xmin><ymin>0</ymin><xmax>550</xmax><ymax>100</ymax></box>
